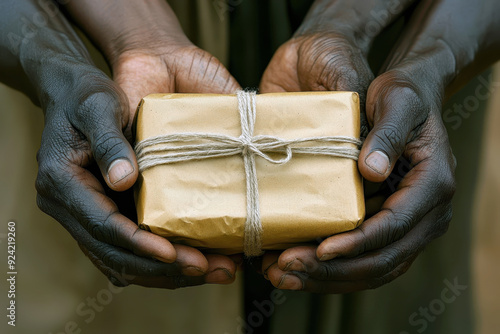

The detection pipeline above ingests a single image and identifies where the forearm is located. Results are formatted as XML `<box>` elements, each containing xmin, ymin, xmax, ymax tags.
<box><xmin>381</xmin><ymin>0</ymin><xmax>500</xmax><ymax>99</ymax></box>
<box><xmin>295</xmin><ymin>0</ymin><xmax>416</xmax><ymax>50</ymax></box>
<box><xmin>0</xmin><ymin>0</ymin><xmax>93</xmax><ymax>106</ymax></box>
<box><xmin>63</xmin><ymin>0</ymin><xmax>190</xmax><ymax>67</ymax></box>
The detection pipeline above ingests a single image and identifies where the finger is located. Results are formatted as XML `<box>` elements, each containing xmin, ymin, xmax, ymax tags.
<box><xmin>79</xmin><ymin>243</ymin><xmax>208</xmax><ymax>289</ymax></box>
<box><xmin>52</xmin><ymin>202</ymin><xmax>216</xmax><ymax>289</ymax></box>
<box><xmin>40</xmin><ymin>195</ymin><xmax>187</xmax><ymax>273</ymax></box>
<box><xmin>298</xmin><ymin>34</ymin><xmax>374</xmax><ymax>101</ymax></box>
<box><xmin>204</xmin><ymin>254</ymin><xmax>238</xmax><ymax>284</ymax></box>
<box><xmin>279</xmin><ymin>206</ymin><xmax>446</xmax><ymax>283</ymax></box>
<box><xmin>36</xmin><ymin>153</ymin><xmax>177</xmax><ymax>264</ymax></box>
<box><xmin>266</xmin><ymin>263</ymin><xmax>303</xmax><ymax>291</ymax></box>
<box><xmin>123</xmin><ymin>275</ymin><xmax>206</xmax><ymax>289</ymax></box>
<box><xmin>360</xmin><ymin>0</ymin><xmax>462</xmax><ymax>182</ymax></box>
<box><xmin>70</xmin><ymin>83</ymin><xmax>138</xmax><ymax>191</ymax></box>
<box><xmin>45</xmin><ymin>202</ymin><xmax>184</xmax><ymax>279</ymax></box>
<box><xmin>173</xmin><ymin>244</ymin><xmax>209</xmax><ymax>276</ymax></box>
<box><xmin>275</xmin><ymin>257</ymin><xmax>415</xmax><ymax>293</ymax></box>
<box><xmin>318</xmin><ymin>151</ymin><xmax>454</xmax><ymax>260</ymax></box>
<box><xmin>260</xmin><ymin>34</ymin><xmax>374</xmax><ymax>138</ymax></box>
<box><xmin>359</xmin><ymin>70</ymin><xmax>433</xmax><ymax>182</ymax></box>
<box><xmin>174</xmin><ymin>47</ymin><xmax>241</xmax><ymax>94</ymax></box>
<box><xmin>261</xmin><ymin>252</ymin><xmax>280</xmax><ymax>280</ymax></box>
<box><xmin>277</xmin><ymin>246</ymin><xmax>316</xmax><ymax>272</ymax></box>
<box><xmin>259</xmin><ymin>41</ymin><xmax>302</xmax><ymax>93</ymax></box>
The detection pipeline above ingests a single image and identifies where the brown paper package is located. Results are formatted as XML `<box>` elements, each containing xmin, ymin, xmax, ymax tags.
<box><xmin>135</xmin><ymin>92</ymin><xmax>365</xmax><ymax>254</ymax></box>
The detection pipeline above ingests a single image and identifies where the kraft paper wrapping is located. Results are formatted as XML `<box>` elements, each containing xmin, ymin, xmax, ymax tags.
<box><xmin>135</xmin><ymin>92</ymin><xmax>365</xmax><ymax>254</ymax></box>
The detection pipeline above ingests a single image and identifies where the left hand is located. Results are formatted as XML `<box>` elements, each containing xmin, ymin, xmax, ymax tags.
<box><xmin>260</xmin><ymin>0</ymin><xmax>500</xmax><ymax>292</ymax></box>
<box><xmin>60</xmin><ymin>0</ymin><xmax>241</xmax><ymax>287</ymax></box>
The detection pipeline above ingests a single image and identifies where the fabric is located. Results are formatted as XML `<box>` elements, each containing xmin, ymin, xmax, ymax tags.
<box><xmin>0</xmin><ymin>1</ymin><xmax>496</xmax><ymax>333</ymax></box>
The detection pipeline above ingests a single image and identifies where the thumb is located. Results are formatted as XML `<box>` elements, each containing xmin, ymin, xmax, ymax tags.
<box><xmin>359</xmin><ymin>69</ymin><xmax>432</xmax><ymax>182</ymax></box>
<box><xmin>73</xmin><ymin>81</ymin><xmax>138</xmax><ymax>191</ymax></box>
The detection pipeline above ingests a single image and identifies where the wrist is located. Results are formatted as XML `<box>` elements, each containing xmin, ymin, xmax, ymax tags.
<box><xmin>19</xmin><ymin>34</ymin><xmax>115</xmax><ymax>113</ymax></box>
<box><xmin>103</xmin><ymin>17</ymin><xmax>193</xmax><ymax>68</ymax></box>
<box><xmin>63</xmin><ymin>0</ymin><xmax>192</xmax><ymax>69</ymax></box>
<box><xmin>18</xmin><ymin>28</ymin><xmax>96</xmax><ymax>108</ymax></box>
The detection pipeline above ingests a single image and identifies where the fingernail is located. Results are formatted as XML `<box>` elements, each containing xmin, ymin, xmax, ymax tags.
<box><xmin>205</xmin><ymin>268</ymin><xmax>233</xmax><ymax>284</ymax></box>
<box><xmin>365</xmin><ymin>150</ymin><xmax>390</xmax><ymax>175</ymax></box>
<box><xmin>263</xmin><ymin>261</ymin><xmax>278</xmax><ymax>280</ymax></box>
<box><xmin>108</xmin><ymin>159</ymin><xmax>134</xmax><ymax>184</ymax></box>
<box><xmin>278</xmin><ymin>274</ymin><xmax>303</xmax><ymax>290</ymax></box>
<box><xmin>153</xmin><ymin>255</ymin><xmax>175</xmax><ymax>264</ymax></box>
<box><xmin>283</xmin><ymin>259</ymin><xmax>306</xmax><ymax>272</ymax></box>
<box><xmin>181</xmin><ymin>265</ymin><xmax>206</xmax><ymax>276</ymax></box>
<box><xmin>319</xmin><ymin>253</ymin><xmax>337</xmax><ymax>261</ymax></box>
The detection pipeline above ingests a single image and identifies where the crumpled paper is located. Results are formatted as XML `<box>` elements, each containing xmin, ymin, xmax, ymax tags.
<box><xmin>135</xmin><ymin>92</ymin><xmax>365</xmax><ymax>254</ymax></box>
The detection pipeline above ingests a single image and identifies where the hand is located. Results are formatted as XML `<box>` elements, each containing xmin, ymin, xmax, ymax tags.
<box><xmin>64</xmin><ymin>0</ymin><xmax>241</xmax><ymax>136</ymax></box>
<box><xmin>261</xmin><ymin>0</ymin><xmax>500</xmax><ymax>292</ymax></box>
<box><xmin>260</xmin><ymin>0</ymin><xmax>417</xmax><ymax>136</ymax></box>
<box><xmin>0</xmin><ymin>1</ymin><xmax>239</xmax><ymax>288</ymax></box>
<box><xmin>34</xmin><ymin>56</ymin><xmax>241</xmax><ymax>288</ymax></box>
<box><xmin>63</xmin><ymin>0</ymin><xmax>241</xmax><ymax>286</ymax></box>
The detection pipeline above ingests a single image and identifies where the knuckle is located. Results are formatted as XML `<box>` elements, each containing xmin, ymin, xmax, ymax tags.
<box><xmin>36</xmin><ymin>194</ymin><xmax>50</xmax><ymax>214</ymax></box>
<box><xmin>317</xmin><ymin>261</ymin><xmax>349</xmax><ymax>280</ymax></box>
<box><xmin>100</xmin><ymin>249</ymin><xmax>127</xmax><ymax>272</ymax></box>
<box><xmin>35</xmin><ymin>155</ymin><xmax>66</xmax><ymax>197</ymax></box>
<box><xmin>369</xmin><ymin>70</ymin><xmax>429</xmax><ymax>126</ymax></box>
<box><xmin>386</xmin><ymin>209</ymin><xmax>414</xmax><ymax>241</ymax></box>
<box><xmin>442</xmin><ymin>205</ymin><xmax>453</xmax><ymax>225</ymax></box>
<box><xmin>92</xmin><ymin>131</ymin><xmax>126</xmax><ymax>162</ymax></box>
<box><xmin>433</xmin><ymin>204</ymin><xmax>453</xmax><ymax>239</ymax></box>
<box><xmin>87</xmin><ymin>219</ymin><xmax>109</xmax><ymax>242</ymax></box>
<box><xmin>297</xmin><ymin>34</ymin><xmax>372</xmax><ymax>93</ymax></box>
<box><xmin>443</xmin><ymin>170</ymin><xmax>457</xmax><ymax>198</ymax></box>
<box><xmin>434</xmin><ymin>165</ymin><xmax>456</xmax><ymax>201</ymax></box>
<box><xmin>371</xmin><ymin>251</ymin><xmax>398</xmax><ymax>277</ymax></box>
<box><xmin>71</xmin><ymin>69</ymin><xmax>122</xmax><ymax>118</ymax></box>
<box><xmin>72</xmin><ymin>85</ymin><xmax>125</xmax><ymax>142</ymax></box>
<box><xmin>87</xmin><ymin>212</ymin><xmax>116</xmax><ymax>244</ymax></box>
<box><xmin>77</xmin><ymin>90</ymin><xmax>119</xmax><ymax>118</ymax></box>
<box><xmin>373</xmin><ymin>124</ymin><xmax>407</xmax><ymax>156</ymax></box>
<box><xmin>316</xmin><ymin>263</ymin><xmax>335</xmax><ymax>280</ymax></box>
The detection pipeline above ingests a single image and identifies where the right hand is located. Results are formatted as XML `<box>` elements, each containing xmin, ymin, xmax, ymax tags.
<box><xmin>260</xmin><ymin>0</ymin><xmax>500</xmax><ymax>293</ymax></box>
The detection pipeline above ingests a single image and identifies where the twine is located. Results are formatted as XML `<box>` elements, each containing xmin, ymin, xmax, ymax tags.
<box><xmin>135</xmin><ymin>91</ymin><xmax>362</xmax><ymax>256</ymax></box>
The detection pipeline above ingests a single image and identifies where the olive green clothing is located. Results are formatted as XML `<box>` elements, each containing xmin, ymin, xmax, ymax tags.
<box><xmin>0</xmin><ymin>1</ymin><xmax>491</xmax><ymax>333</ymax></box>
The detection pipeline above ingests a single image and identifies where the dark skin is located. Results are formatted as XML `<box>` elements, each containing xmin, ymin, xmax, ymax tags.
<box><xmin>2</xmin><ymin>0</ymin><xmax>499</xmax><ymax>292</ymax></box>
<box><xmin>261</xmin><ymin>0</ymin><xmax>500</xmax><ymax>292</ymax></box>
<box><xmin>0</xmin><ymin>0</ymin><xmax>239</xmax><ymax>288</ymax></box>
